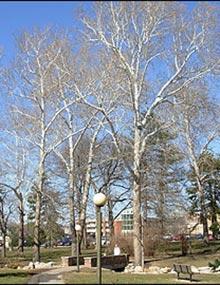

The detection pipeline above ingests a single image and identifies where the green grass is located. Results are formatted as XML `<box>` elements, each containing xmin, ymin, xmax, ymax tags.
<box><xmin>154</xmin><ymin>240</ymin><xmax>220</xmax><ymax>257</ymax></box>
<box><xmin>0</xmin><ymin>241</ymin><xmax>220</xmax><ymax>284</ymax></box>
<box><xmin>63</xmin><ymin>270</ymin><xmax>220</xmax><ymax>284</ymax></box>
<box><xmin>0</xmin><ymin>269</ymin><xmax>34</xmax><ymax>284</ymax></box>
<box><xmin>0</xmin><ymin>246</ymin><xmax>97</xmax><ymax>268</ymax></box>
<box><xmin>149</xmin><ymin>252</ymin><xmax>220</xmax><ymax>268</ymax></box>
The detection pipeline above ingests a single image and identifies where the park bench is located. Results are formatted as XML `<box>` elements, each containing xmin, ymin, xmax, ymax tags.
<box><xmin>173</xmin><ymin>264</ymin><xmax>193</xmax><ymax>281</ymax></box>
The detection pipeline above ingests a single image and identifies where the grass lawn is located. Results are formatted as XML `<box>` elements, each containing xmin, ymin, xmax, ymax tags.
<box><xmin>0</xmin><ymin>246</ymin><xmax>97</xmax><ymax>268</ymax></box>
<box><xmin>1</xmin><ymin>240</ymin><xmax>219</xmax><ymax>269</ymax></box>
<box><xmin>0</xmin><ymin>240</ymin><xmax>219</xmax><ymax>284</ymax></box>
<box><xmin>63</xmin><ymin>270</ymin><xmax>220</xmax><ymax>284</ymax></box>
<box><xmin>0</xmin><ymin>269</ymin><xmax>35</xmax><ymax>284</ymax></box>
<box><xmin>148</xmin><ymin>252</ymin><xmax>220</xmax><ymax>268</ymax></box>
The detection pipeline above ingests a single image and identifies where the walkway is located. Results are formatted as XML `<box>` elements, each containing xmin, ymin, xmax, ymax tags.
<box><xmin>28</xmin><ymin>266</ymin><xmax>75</xmax><ymax>284</ymax></box>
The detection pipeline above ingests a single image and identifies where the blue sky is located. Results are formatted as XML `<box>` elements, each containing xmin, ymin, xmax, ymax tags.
<box><xmin>0</xmin><ymin>1</ymin><xmax>91</xmax><ymax>64</ymax></box>
<box><xmin>0</xmin><ymin>1</ymin><xmax>210</xmax><ymax>64</ymax></box>
<box><xmin>0</xmin><ymin>1</ymin><xmax>219</xmax><ymax>64</ymax></box>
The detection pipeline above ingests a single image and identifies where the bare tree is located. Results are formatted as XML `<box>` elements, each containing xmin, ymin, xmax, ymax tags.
<box><xmin>174</xmin><ymin>88</ymin><xmax>220</xmax><ymax>239</ymax></box>
<box><xmin>78</xmin><ymin>2</ymin><xmax>220</xmax><ymax>266</ymax></box>
<box><xmin>49</xmin><ymin>53</ymin><xmax>98</xmax><ymax>255</ymax></box>
<box><xmin>5</xmin><ymin>28</ymin><xmax>86</xmax><ymax>262</ymax></box>
<box><xmin>91</xmin><ymin>140</ymin><xmax>131</xmax><ymax>243</ymax></box>
<box><xmin>0</xmin><ymin>135</ymin><xmax>29</xmax><ymax>253</ymax></box>
<box><xmin>0</xmin><ymin>188</ymin><xmax>13</xmax><ymax>258</ymax></box>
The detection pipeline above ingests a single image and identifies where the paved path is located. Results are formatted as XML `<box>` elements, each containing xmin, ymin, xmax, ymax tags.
<box><xmin>28</xmin><ymin>266</ymin><xmax>75</xmax><ymax>284</ymax></box>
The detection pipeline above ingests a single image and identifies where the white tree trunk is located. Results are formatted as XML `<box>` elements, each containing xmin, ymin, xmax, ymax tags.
<box><xmin>133</xmin><ymin>127</ymin><xmax>143</xmax><ymax>267</ymax></box>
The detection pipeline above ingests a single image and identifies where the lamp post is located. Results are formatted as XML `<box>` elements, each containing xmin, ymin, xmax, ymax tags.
<box><xmin>93</xmin><ymin>193</ymin><xmax>107</xmax><ymax>285</ymax></box>
<box><xmin>75</xmin><ymin>224</ymin><xmax>81</xmax><ymax>272</ymax></box>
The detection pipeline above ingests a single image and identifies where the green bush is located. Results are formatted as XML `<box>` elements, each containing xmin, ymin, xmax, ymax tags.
<box><xmin>208</xmin><ymin>258</ymin><xmax>220</xmax><ymax>271</ymax></box>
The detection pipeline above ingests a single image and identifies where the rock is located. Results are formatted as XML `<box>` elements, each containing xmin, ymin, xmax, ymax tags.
<box><xmin>198</xmin><ymin>266</ymin><xmax>212</xmax><ymax>273</ymax></box>
<box><xmin>159</xmin><ymin>267</ymin><xmax>171</xmax><ymax>273</ymax></box>
<box><xmin>191</xmin><ymin>266</ymin><xmax>199</xmax><ymax>273</ymax></box>
<box><xmin>28</xmin><ymin>262</ymin><xmax>35</xmax><ymax>269</ymax></box>
<box><xmin>134</xmin><ymin>265</ymin><xmax>143</xmax><ymax>272</ymax></box>
<box><xmin>124</xmin><ymin>263</ymin><xmax>135</xmax><ymax>273</ymax></box>
<box><xmin>147</xmin><ymin>266</ymin><xmax>161</xmax><ymax>274</ymax></box>
<box><xmin>24</xmin><ymin>261</ymin><xmax>56</xmax><ymax>270</ymax></box>
<box><xmin>48</xmin><ymin>261</ymin><xmax>54</xmax><ymax>268</ymax></box>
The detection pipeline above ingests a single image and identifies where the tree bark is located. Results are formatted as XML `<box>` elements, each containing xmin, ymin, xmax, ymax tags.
<box><xmin>107</xmin><ymin>199</ymin><xmax>114</xmax><ymax>244</ymax></box>
<box><xmin>18</xmin><ymin>195</ymin><xmax>25</xmax><ymax>253</ymax></box>
<box><xmin>68</xmin><ymin>130</ymin><xmax>77</xmax><ymax>256</ymax></box>
<box><xmin>33</xmin><ymin>191</ymin><xmax>42</xmax><ymax>262</ymax></box>
<box><xmin>69</xmin><ymin>179</ymin><xmax>77</xmax><ymax>256</ymax></box>
<box><xmin>79</xmin><ymin>125</ymin><xmax>101</xmax><ymax>249</ymax></box>
<box><xmin>2</xmin><ymin>231</ymin><xmax>6</xmax><ymax>258</ymax></box>
<box><xmin>197</xmin><ymin>179</ymin><xmax>209</xmax><ymax>239</ymax></box>
<box><xmin>133</xmin><ymin>128</ymin><xmax>143</xmax><ymax>267</ymax></box>
<box><xmin>33</xmin><ymin>153</ymin><xmax>45</xmax><ymax>262</ymax></box>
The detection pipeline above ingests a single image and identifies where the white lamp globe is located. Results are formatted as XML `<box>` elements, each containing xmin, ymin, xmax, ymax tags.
<box><xmin>93</xmin><ymin>193</ymin><xmax>107</xmax><ymax>207</ymax></box>
<box><xmin>75</xmin><ymin>224</ymin><xmax>81</xmax><ymax>232</ymax></box>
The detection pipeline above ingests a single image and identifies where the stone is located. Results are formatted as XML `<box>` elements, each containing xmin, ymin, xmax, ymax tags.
<box><xmin>147</xmin><ymin>266</ymin><xmax>161</xmax><ymax>274</ymax></box>
<box><xmin>198</xmin><ymin>266</ymin><xmax>212</xmax><ymax>273</ymax></box>
<box><xmin>134</xmin><ymin>265</ymin><xmax>143</xmax><ymax>272</ymax></box>
<box><xmin>124</xmin><ymin>263</ymin><xmax>135</xmax><ymax>273</ymax></box>
<box><xmin>191</xmin><ymin>266</ymin><xmax>199</xmax><ymax>273</ymax></box>
<box><xmin>28</xmin><ymin>262</ymin><xmax>34</xmax><ymax>269</ymax></box>
<box><xmin>159</xmin><ymin>267</ymin><xmax>171</xmax><ymax>273</ymax></box>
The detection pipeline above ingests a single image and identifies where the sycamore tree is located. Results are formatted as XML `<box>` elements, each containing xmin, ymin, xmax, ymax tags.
<box><xmin>91</xmin><ymin>137</ymin><xmax>131</xmax><ymax>244</ymax></box>
<box><xmin>141</xmin><ymin>120</ymin><xmax>185</xmax><ymax>238</ymax></box>
<box><xmin>74</xmin><ymin>2</ymin><xmax>220</xmax><ymax>267</ymax></box>
<box><xmin>175</xmin><ymin>87</ymin><xmax>220</xmax><ymax>239</ymax></box>
<box><xmin>4</xmin><ymin>28</ymin><xmax>87</xmax><ymax>262</ymax></box>
<box><xmin>187</xmin><ymin>152</ymin><xmax>220</xmax><ymax>239</ymax></box>
<box><xmin>0</xmin><ymin>188</ymin><xmax>13</xmax><ymax>258</ymax></box>
<box><xmin>0</xmin><ymin>136</ymin><xmax>28</xmax><ymax>253</ymax></box>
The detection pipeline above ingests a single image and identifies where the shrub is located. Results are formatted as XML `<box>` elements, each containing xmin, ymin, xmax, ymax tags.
<box><xmin>208</xmin><ymin>258</ymin><xmax>220</xmax><ymax>271</ymax></box>
<box><xmin>105</xmin><ymin>234</ymin><xmax>134</xmax><ymax>256</ymax></box>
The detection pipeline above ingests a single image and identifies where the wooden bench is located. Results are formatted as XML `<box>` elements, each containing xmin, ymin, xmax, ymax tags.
<box><xmin>173</xmin><ymin>264</ymin><xmax>193</xmax><ymax>281</ymax></box>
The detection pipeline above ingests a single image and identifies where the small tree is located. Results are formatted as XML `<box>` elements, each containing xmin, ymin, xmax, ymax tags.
<box><xmin>0</xmin><ymin>188</ymin><xmax>13</xmax><ymax>257</ymax></box>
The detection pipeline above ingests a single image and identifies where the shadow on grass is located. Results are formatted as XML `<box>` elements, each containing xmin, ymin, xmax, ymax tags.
<box><xmin>0</xmin><ymin>272</ymin><xmax>31</xmax><ymax>278</ymax></box>
<box><xmin>0</xmin><ymin>269</ymin><xmax>48</xmax><ymax>278</ymax></box>
<box><xmin>177</xmin><ymin>277</ymin><xmax>201</xmax><ymax>283</ymax></box>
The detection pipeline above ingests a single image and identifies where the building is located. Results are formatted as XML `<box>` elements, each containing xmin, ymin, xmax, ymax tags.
<box><xmin>114</xmin><ymin>207</ymin><xmax>158</xmax><ymax>236</ymax></box>
<box><xmin>64</xmin><ymin>219</ymin><xmax>110</xmax><ymax>239</ymax></box>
